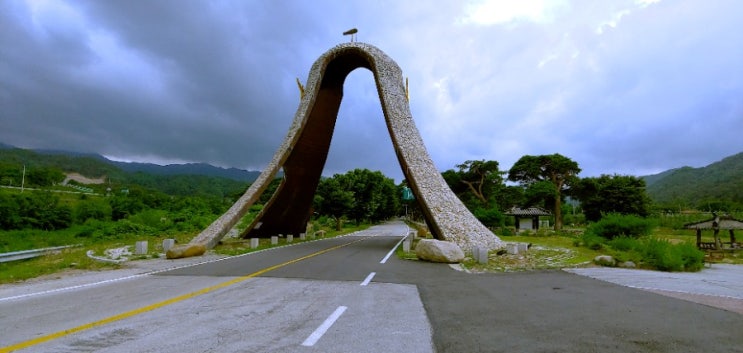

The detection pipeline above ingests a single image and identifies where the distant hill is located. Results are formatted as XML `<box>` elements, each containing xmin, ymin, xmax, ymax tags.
<box><xmin>643</xmin><ymin>152</ymin><xmax>743</xmax><ymax>208</ymax></box>
<box><xmin>111</xmin><ymin>161</ymin><xmax>261</xmax><ymax>182</ymax></box>
<box><xmin>0</xmin><ymin>143</ymin><xmax>261</xmax><ymax>183</ymax></box>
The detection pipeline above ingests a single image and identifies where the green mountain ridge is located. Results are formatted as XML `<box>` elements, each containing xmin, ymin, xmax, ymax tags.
<box><xmin>0</xmin><ymin>144</ymin><xmax>258</xmax><ymax>199</ymax></box>
<box><xmin>642</xmin><ymin>152</ymin><xmax>743</xmax><ymax>209</ymax></box>
<box><xmin>0</xmin><ymin>143</ymin><xmax>260</xmax><ymax>182</ymax></box>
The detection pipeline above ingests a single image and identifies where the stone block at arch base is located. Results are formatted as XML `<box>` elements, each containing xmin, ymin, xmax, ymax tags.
<box><xmin>187</xmin><ymin>42</ymin><xmax>504</xmax><ymax>255</ymax></box>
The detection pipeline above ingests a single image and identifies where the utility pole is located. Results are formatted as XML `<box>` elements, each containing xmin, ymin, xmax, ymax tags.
<box><xmin>21</xmin><ymin>164</ymin><xmax>25</xmax><ymax>193</ymax></box>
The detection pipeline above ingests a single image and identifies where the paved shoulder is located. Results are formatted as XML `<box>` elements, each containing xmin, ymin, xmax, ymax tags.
<box><xmin>377</xmin><ymin>258</ymin><xmax>743</xmax><ymax>353</ymax></box>
<box><xmin>566</xmin><ymin>264</ymin><xmax>743</xmax><ymax>315</ymax></box>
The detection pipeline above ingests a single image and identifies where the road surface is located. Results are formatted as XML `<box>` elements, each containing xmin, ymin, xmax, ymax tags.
<box><xmin>1</xmin><ymin>221</ymin><xmax>742</xmax><ymax>352</ymax></box>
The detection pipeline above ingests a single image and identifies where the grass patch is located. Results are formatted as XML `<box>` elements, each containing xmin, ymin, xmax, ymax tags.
<box><xmin>0</xmin><ymin>228</ymin><xmax>196</xmax><ymax>284</ymax></box>
<box><xmin>0</xmin><ymin>247</ymin><xmax>118</xmax><ymax>283</ymax></box>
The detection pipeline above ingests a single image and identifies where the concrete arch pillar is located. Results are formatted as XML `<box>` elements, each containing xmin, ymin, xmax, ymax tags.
<box><xmin>190</xmin><ymin>42</ymin><xmax>502</xmax><ymax>252</ymax></box>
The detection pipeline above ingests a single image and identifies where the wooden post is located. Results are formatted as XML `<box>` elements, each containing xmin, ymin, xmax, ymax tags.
<box><xmin>730</xmin><ymin>229</ymin><xmax>736</xmax><ymax>245</ymax></box>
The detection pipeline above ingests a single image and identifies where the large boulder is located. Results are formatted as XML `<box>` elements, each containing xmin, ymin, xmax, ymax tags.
<box><xmin>415</xmin><ymin>239</ymin><xmax>465</xmax><ymax>263</ymax></box>
<box><xmin>166</xmin><ymin>243</ymin><xmax>206</xmax><ymax>259</ymax></box>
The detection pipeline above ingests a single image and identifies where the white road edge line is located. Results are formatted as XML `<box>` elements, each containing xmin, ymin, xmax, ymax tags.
<box><xmin>380</xmin><ymin>236</ymin><xmax>405</xmax><ymax>264</ymax></box>
<box><xmin>360</xmin><ymin>272</ymin><xmax>376</xmax><ymax>286</ymax></box>
<box><xmin>301</xmin><ymin>306</ymin><xmax>347</xmax><ymax>347</ymax></box>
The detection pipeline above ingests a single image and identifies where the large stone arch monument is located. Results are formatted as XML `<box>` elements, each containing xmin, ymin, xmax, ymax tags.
<box><xmin>190</xmin><ymin>42</ymin><xmax>503</xmax><ymax>252</ymax></box>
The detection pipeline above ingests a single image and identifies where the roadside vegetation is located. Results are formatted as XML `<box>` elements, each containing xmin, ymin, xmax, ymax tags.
<box><xmin>1</xmin><ymin>147</ymin><xmax>742</xmax><ymax>284</ymax></box>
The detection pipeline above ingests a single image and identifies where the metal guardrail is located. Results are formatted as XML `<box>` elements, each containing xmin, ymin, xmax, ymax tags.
<box><xmin>0</xmin><ymin>245</ymin><xmax>79</xmax><ymax>263</ymax></box>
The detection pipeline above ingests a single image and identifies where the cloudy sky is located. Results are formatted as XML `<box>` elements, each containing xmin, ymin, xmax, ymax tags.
<box><xmin>2</xmin><ymin>0</ymin><xmax>742</xmax><ymax>181</ymax></box>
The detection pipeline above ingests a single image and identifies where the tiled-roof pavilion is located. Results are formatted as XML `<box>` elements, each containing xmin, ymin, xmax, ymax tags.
<box><xmin>505</xmin><ymin>207</ymin><xmax>552</xmax><ymax>230</ymax></box>
<box><xmin>684</xmin><ymin>213</ymin><xmax>743</xmax><ymax>250</ymax></box>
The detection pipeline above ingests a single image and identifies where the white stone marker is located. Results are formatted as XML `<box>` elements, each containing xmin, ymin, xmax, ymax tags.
<box><xmin>506</xmin><ymin>243</ymin><xmax>519</xmax><ymax>255</ymax></box>
<box><xmin>135</xmin><ymin>241</ymin><xmax>148</xmax><ymax>255</ymax></box>
<box><xmin>476</xmin><ymin>247</ymin><xmax>489</xmax><ymax>264</ymax></box>
<box><xmin>517</xmin><ymin>243</ymin><xmax>528</xmax><ymax>253</ymax></box>
<box><xmin>250</xmin><ymin>238</ymin><xmax>259</xmax><ymax>249</ymax></box>
<box><xmin>271</xmin><ymin>236</ymin><xmax>278</xmax><ymax>245</ymax></box>
<box><xmin>162</xmin><ymin>239</ymin><xmax>175</xmax><ymax>252</ymax></box>
<box><xmin>300</xmin><ymin>232</ymin><xmax>306</xmax><ymax>240</ymax></box>
<box><xmin>287</xmin><ymin>234</ymin><xmax>293</xmax><ymax>243</ymax></box>
<box><xmin>403</xmin><ymin>236</ymin><xmax>412</xmax><ymax>252</ymax></box>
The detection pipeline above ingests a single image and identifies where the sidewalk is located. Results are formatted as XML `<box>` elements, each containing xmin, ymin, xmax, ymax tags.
<box><xmin>566</xmin><ymin>264</ymin><xmax>743</xmax><ymax>314</ymax></box>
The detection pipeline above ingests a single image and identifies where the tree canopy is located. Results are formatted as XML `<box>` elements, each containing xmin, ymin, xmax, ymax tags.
<box><xmin>313</xmin><ymin>169</ymin><xmax>401</xmax><ymax>229</ymax></box>
<box><xmin>442</xmin><ymin>160</ymin><xmax>504</xmax><ymax>208</ymax></box>
<box><xmin>574</xmin><ymin>174</ymin><xmax>651</xmax><ymax>222</ymax></box>
<box><xmin>508</xmin><ymin>154</ymin><xmax>581</xmax><ymax>230</ymax></box>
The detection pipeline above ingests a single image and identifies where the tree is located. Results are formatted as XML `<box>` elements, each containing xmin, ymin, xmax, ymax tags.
<box><xmin>313</xmin><ymin>169</ymin><xmax>400</xmax><ymax>228</ymax></box>
<box><xmin>442</xmin><ymin>160</ymin><xmax>505</xmax><ymax>209</ymax></box>
<box><xmin>574</xmin><ymin>174</ymin><xmax>651</xmax><ymax>222</ymax></box>
<box><xmin>337</xmin><ymin>169</ymin><xmax>399</xmax><ymax>224</ymax></box>
<box><xmin>314</xmin><ymin>177</ymin><xmax>355</xmax><ymax>230</ymax></box>
<box><xmin>508</xmin><ymin>154</ymin><xmax>581</xmax><ymax>230</ymax></box>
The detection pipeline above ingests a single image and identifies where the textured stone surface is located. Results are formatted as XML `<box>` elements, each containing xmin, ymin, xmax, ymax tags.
<box><xmin>166</xmin><ymin>244</ymin><xmax>206</xmax><ymax>259</ymax></box>
<box><xmin>415</xmin><ymin>239</ymin><xmax>465</xmax><ymax>263</ymax></box>
<box><xmin>190</xmin><ymin>42</ymin><xmax>503</xmax><ymax>251</ymax></box>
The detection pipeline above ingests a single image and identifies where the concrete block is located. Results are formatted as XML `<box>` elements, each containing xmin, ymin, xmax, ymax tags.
<box><xmin>472</xmin><ymin>246</ymin><xmax>481</xmax><ymax>262</ymax></box>
<box><xmin>271</xmin><ymin>236</ymin><xmax>278</xmax><ymax>245</ymax></box>
<box><xmin>517</xmin><ymin>243</ymin><xmax>528</xmax><ymax>253</ymax></box>
<box><xmin>287</xmin><ymin>234</ymin><xmax>293</xmax><ymax>243</ymax></box>
<box><xmin>162</xmin><ymin>239</ymin><xmax>175</xmax><ymax>252</ymax></box>
<box><xmin>403</xmin><ymin>236</ymin><xmax>412</xmax><ymax>252</ymax></box>
<box><xmin>135</xmin><ymin>241</ymin><xmax>148</xmax><ymax>255</ymax></box>
<box><xmin>506</xmin><ymin>243</ymin><xmax>519</xmax><ymax>255</ymax></box>
<box><xmin>300</xmin><ymin>233</ymin><xmax>306</xmax><ymax>240</ymax></box>
<box><xmin>476</xmin><ymin>247</ymin><xmax>488</xmax><ymax>264</ymax></box>
<box><xmin>250</xmin><ymin>238</ymin><xmax>259</xmax><ymax>249</ymax></box>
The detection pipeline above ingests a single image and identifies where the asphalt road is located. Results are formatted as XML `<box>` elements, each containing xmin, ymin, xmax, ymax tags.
<box><xmin>1</xmin><ymin>221</ymin><xmax>742</xmax><ymax>352</ymax></box>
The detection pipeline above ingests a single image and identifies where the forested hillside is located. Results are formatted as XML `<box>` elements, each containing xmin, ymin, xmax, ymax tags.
<box><xmin>644</xmin><ymin>152</ymin><xmax>743</xmax><ymax>210</ymax></box>
<box><xmin>0</xmin><ymin>145</ymin><xmax>250</xmax><ymax>198</ymax></box>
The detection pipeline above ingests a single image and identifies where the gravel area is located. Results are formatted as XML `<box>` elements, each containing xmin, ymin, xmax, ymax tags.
<box><xmin>566</xmin><ymin>264</ymin><xmax>743</xmax><ymax>314</ymax></box>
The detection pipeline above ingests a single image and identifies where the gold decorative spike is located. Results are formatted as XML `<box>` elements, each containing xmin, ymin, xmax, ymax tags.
<box><xmin>405</xmin><ymin>77</ymin><xmax>409</xmax><ymax>102</ymax></box>
<box><xmin>296</xmin><ymin>77</ymin><xmax>305</xmax><ymax>99</ymax></box>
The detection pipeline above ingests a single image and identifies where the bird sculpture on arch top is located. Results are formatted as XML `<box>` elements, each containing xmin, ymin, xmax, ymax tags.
<box><xmin>189</xmin><ymin>41</ymin><xmax>504</xmax><ymax>253</ymax></box>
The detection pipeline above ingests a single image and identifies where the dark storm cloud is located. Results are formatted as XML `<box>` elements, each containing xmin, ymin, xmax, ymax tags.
<box><xmin>2</xmin><ymin>0</ymin><xmax>743</xmax><ymax>182</ymax></box>
<box><xmin>1</xmin><ymin>1</ymin><xmax>325</xmax><ymax>170</ymax></box>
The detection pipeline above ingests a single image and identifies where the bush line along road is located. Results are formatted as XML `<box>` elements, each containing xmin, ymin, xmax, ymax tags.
<box><xmin>1</xmin><ymin>222</ymin><xmax>742</xmax><ymax>352</ymax></box>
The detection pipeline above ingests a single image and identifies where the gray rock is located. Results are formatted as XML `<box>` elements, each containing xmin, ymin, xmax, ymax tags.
<box><xmin>416</xmin><ymin>239</ymin><xmax>465</xmax><ymax>263</ymax></box>
<box><xmin>166</xmin><ymin>244</ymin><xmax>206</xmax><ymax>259</ymax></box>
<box><xmin>594</xmin><ymin>255</ymin><xmax>616</xmax><ymax>266</ymax></box>
<box><xmin>618</xmin><ymin>261</ymin><xmax>636</xmax><ymax>268</ymax></box>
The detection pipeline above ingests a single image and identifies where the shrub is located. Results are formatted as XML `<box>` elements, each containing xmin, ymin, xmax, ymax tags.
<box><xmin>586</xmin><ymin>213</ymin><xmax>654</xmax><ymax>240</ymax></box>
<box><xmin>638</xmin><ymin>237</ymin><xmax>704</xmax><ymax>272</ymax></box>
<box><xmin>607</xmin><ymin>236</ymin><xmax>639</xmax><ymax>252</ymax></box>
<box><xmin>574</xmin><ymin>232</ymin><xmax>605</xmax><ymax>250</ymax></box>
<box><xmin>675</xmin><ymin>241</ymin><xmax>705</xmax><ymax>272</ymax></box>
<box><xmin>472</xmin><ymin>207</ymin><xmax>504</xmax><ymax>228</ymax></box>
<box><xmin>641</xmin><ymin>237</ymin><xmax>684</xmax><ymax>271</ymax></box>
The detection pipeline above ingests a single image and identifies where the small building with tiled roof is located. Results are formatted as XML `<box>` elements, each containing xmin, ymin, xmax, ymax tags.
<box><xmin>684</xmin><ymin>213</ymin><xmax>743</xmax><ymax>250</ymax></box>
<box><xmin>505</xmin><ymin>206</ymin><xmax>552</xmax><ymax>230</ymax></box>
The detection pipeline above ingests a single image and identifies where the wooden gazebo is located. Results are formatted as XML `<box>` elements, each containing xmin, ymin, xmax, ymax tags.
<box><xmin>505</xmin><ymin>206</ymin><xmax>551</xmax><ymax>230</ymax></box>
<box><xmin>684</xmin><ymin>213</ymin><xmax>743</xmax><ymax>250</ymax></box>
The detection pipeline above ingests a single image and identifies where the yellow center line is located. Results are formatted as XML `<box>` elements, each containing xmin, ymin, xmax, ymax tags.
<box><xmin>1</xmin><ymin>237</ymin><xmax>368</xmax><ymax>353</ymax></box>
